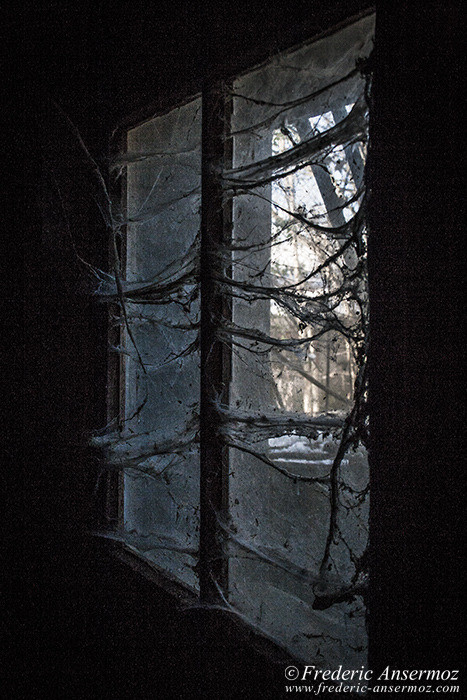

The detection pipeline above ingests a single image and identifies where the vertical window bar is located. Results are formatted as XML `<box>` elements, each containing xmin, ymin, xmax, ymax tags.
<box><xmin>200</xmin><ymin>82</ymin><xmax>230</xmax><ymax>602</ymax></box>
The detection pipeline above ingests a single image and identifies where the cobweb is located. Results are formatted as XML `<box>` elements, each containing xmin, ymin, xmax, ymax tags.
<box><xmin>50</xmin><ymin>13</ymin><xmax>375</xmax><ymax>670</ymax></box>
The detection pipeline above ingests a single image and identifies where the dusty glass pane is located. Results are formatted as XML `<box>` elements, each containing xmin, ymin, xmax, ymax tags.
<box><xmin>120</xmin><ymin>98</ymin><xmax>201</xmax><ymax>589</ymax></box>
<box><xmin>224</xmin><ymin>15</ymin><xmax>374</xmax><ymax>665</ymax></box>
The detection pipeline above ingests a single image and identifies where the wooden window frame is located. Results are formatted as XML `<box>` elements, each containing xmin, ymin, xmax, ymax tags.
<box><xmin>104</xmin><ymin>8</ymin><xmax>372</xmax><ymax>620</ymax></box>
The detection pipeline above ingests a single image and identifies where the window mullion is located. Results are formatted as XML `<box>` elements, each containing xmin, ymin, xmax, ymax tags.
<box><xmin>199</xmin><ymin>82</ymin><xmax>230</xmax><ymax>603</ymax></box>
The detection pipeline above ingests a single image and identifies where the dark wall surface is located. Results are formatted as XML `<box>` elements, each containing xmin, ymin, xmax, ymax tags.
<box><xmin>6</xmin><ymin>1</ymin><xmax>464</xmax><ymax>697</ymax></box>
<box><xmin>367</xmin><ymin>3</ymin><xmax>463</xmax><ymax>674</ymax></box>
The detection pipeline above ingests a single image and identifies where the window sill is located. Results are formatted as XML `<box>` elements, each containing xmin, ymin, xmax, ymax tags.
<box><xmin>94</xmin><ymin>534</ymin><xmax>296</xmax><ymax>667</ymax></box>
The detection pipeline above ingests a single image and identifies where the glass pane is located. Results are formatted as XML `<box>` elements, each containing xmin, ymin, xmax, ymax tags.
<box><xmin>118</xmin><ymin>98</ymin><xmax>201</xmax><ymax>589</ymax></box>
<box><xmin>223</xmin><ymin>16</ymin><xmax>373</xmax><ymax>665</ymax></box>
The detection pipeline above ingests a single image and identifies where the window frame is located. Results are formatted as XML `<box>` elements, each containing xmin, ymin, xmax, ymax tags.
<box><xmin>104</xmin><ymin>8</ymin><xmax>373</xmax><ymax>642</ymax></box>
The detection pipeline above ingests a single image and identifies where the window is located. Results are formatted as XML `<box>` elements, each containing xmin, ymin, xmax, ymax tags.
<box><xmin>95</xmin><ymin>14</ymin><xmax>374</xmax><ymax>667</ymax></box>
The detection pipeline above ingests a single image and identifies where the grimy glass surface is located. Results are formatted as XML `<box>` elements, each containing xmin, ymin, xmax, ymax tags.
<box><xmin>122</xmin><ymin>98</ymin><xmax>202</xmax><ymax>589</ymax></box>
<box><xmin>225</xmin><ymin>15</ymin><xmax>374</xmax><ymax>665</ymax></box>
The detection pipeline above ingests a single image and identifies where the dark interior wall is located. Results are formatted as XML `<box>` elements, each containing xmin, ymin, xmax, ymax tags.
<box><xmin>368</xmin><ymin>3</ymin><xmax>464</xmax><ymax>673</ymax></box>
<box><xmin>7</xmin><ymin>1</ymin><xmax>464</xmax><ymax>697</ymax></box>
